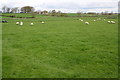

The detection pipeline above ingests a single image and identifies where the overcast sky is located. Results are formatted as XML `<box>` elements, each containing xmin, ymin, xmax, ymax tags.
<box><xmin>0</xmin><ymin>0</ymin><xmax>119</xmax><ymax>13</ymax></box>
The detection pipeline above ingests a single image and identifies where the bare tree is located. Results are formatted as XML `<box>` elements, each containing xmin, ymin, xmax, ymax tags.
<box><xmin>2</xmin><ymin>6</ymin><xmax>7</xmax><ymax>13</ymax></box>
<box><xmin>57</xmin><ymin>10</ymin><xmax>62</xmax><ymax>14</ymax></box>
<box><xmin>11</xmin><ymin>8</ymin><xmax>16</xmax><ymax>13</ymax></box>
<box><xmin>14</xmin><ymin>7</ymin><xmax>19</xmax><ymax>13</ymax></box>
<box><xmin>51</xmin><ymin>10</ymin><xmax>56</xmax><ymax>16</ymax></box>
<box><xmin>56</xmin><ymin>10</ymin><xmax>62</xmax><ymax>16</ymax></box>
<box><xmin>6</xmin><ymin>7</ymin><xmax>11</xmax><ymax>13</ymax></box>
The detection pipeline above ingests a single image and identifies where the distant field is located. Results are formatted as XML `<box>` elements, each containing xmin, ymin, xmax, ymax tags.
<box><xmin>2</xmin><ymin>13</ymin><xmax>118</xmax><ymax>18</ymax></box>
<box><xmin>68</xmin><ymin>13</ymin><xmax>117</xmax><ymax>17</ymax></box>
<box><xmin>2</xmin><ymin>13</ymin><xmax>118</xmax><ymax>78</ymax></box>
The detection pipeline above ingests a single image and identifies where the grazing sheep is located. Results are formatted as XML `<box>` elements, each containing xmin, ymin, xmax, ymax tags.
<box><xmin>20</xmin><ymin>22</ymin><xmax>23</xmax><ymax>26</ymax></box>
<box><xmin>111</xmin><ymin>21</ymin><xmax>116</xmax><ymax>24</ymax></box>
<box><xmin>103</xmin><ymin>19</ymin><xmax>106</xmax><ymax>21</ymax></box>
<box><xmin>107</xmin><ymin>21</ymin><xmax>116</xmax><ymax>24</ymax></box>
<box><xmin>16</xmin><ymin>22</ymin><xmax>19</xmax><ymax>25</ymax></box>
<box><xmin>30</xmin><ymin>22</ymin><xmax>34</xmax><ymax>26</ymax></box>
<box><xmin>41</xmin><ymin>21</ymin><xmax>44</xmax><ymax>24</ymax></box>
<box><xmin>94</xmin><ymin>20</ymin><xmax>96</xmax><ymax>21</ymax></box>
<box><xmin>85</xmin><ymin>22</ymin><xmax>89</xmax><ymax>25</ymax></box>
<box><xmin>108</xmin><ymin>21</ymin><xmax>111</xmax><ymax>23</ymax></box>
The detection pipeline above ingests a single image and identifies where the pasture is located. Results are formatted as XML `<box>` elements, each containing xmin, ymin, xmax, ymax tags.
<box><xmin>2</xmin><ymin>13</ymin><xmax>118</xmax><ymax>78</ymax></box>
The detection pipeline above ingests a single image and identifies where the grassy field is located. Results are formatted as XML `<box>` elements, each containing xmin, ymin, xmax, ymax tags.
<box><xmin>0</xmin><ymin>13</ymin><xmax>2</xmax><ymax>79</ymax></box>
<box><xmin>2</xmin><ymin>14</ymin><xmax>118</xmax><ymax>78</ymax></box>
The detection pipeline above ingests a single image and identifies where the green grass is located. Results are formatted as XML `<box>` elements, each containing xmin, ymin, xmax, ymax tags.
<box><xmin>2</xmin><ymin>13</ymin><xmax>118</xmax><ymax>18</ymax></box>
<box><xmin>0</xmin><ymin>15</ymin><xmax>2</xmax><ymax>79</ymax></box>
<box><xmin>2</xmin><ymin>14</ymin><xmax>118</xmax><ymax>78</ymax></box>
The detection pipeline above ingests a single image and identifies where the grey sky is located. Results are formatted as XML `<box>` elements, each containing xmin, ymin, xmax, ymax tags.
<box><xmin>0</xmin><ymin>0</ymin><xmax>119</xmax><ymax>13</ymax></box>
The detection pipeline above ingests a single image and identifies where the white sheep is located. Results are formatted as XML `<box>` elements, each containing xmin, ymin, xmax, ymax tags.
<box><xmin>85</xmin><ymin>22</ymin><xmax>89</xmax><ymax>25</ymax></box>
<box><xmin>20</xmin><ymin>22</ymin><xmax>23</xmax><ymax>26</ymax></box>
<box><xmin>16</xmin><ymin>22</ymin><xmax>19</xmax><ymax>25</ymax></box>
<box><xmin>94</xmin><ymin>20</ymin><xmax>96</xmax><ymax>21</ymax></box>
<box><xmin>41</xmin><ymin>21</ymin><xmax>44</xmax><ymax>24</ymax></box>
<box><xmin>30</xmin><ymin>22</ymin><xmax>34</xmax><ymax>26</ymax></box>
<box><xmin>111</xmin><ymin>21</ymin><xmax>116</xmax><ymax>24</ymax></box>
<box><xmin>108</xmin><ymin>21</ymin><xmax>111</xmax><ymax>23</ymax></box>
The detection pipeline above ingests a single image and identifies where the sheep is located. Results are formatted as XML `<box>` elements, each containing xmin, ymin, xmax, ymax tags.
<box><xmin>41</xmin><ymin>21</ymin><xmax>44</xmax><ymax>24</ymax></box>
<box><xmin>20</xmin><ymin>22</ymin><xmax>23</xmax><ymax>26</ymax></box>
<box><xmin>107</xmin><ymin>21</ymin><xmax>116</xmax><ymax>24</ymax></box>
<box><xmin>30</xmin><ymin>22</ymin><xmax>34</xmax><ymax>26</ymax></box>
<box><xmin>108</xmin><ymin>21</ymin><xmax>111</xmax><ymax>23</ymax></box>
<box><xmin>85</xmin><ymin>22</ymin><xmax>89</xmax><ymax>25</ymax></box>
<box><xmin>16</xmin><ymin>22</ymin><xmax>19</xmax><ymax>25</ymax></box>
<box><xmin>94</xmin><ymin>20</ymin><xmax>96</xmax><ymax>21</ymax></box>
<box><xmin>111</xmin><ymin>21</ymin><xmax>116</xmax><ymax>24</ymax></box>
<box><xmin>79</xmin><ymin>19</ymin><xmax>83</xmax><ymax>21</ymax></box>
<box><xmin>103</xmin><ymin>19</ymin><xmax>106</xmax><ymax>21</ymax></box>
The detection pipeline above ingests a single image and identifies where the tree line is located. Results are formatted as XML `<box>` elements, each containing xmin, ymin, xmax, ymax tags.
<box><xmin>2</xmin><ymin>6</ymin><xmax>68</xmax><ymax>17</ymax></box>
<box><xmin>2</xmin><ymin>6</ymin><xmax>35</xmax><ymax>13</ymax></box>
<box><xmin>1</xmin><ymin>5</ymin><xmax>116</xmax><ymax>18</ymax></box>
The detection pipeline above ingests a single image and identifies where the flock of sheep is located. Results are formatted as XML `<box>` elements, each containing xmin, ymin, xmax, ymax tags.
<box><xmin>15</xmin><ymin>18</ymin><xmax>116</xmax><ymax>26</ymax></box>
<box><xmin>79</xmin><ymin>18</ymin><xmax>116</xmax><ymax>25</ymax></box>
<box><xmin>107</xmin><ymin>21</ymin><xmax>116</xmax><ymax>24</ymax></box>
<box><xmin>79</xmin><ymin>19</ymin><xmax>89</xmax><ymax>25</ymax></box>
<box><xmin>16</xmin><ymin>21</ymin><xmax>45</xmax><ymax>26</ymax></box>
